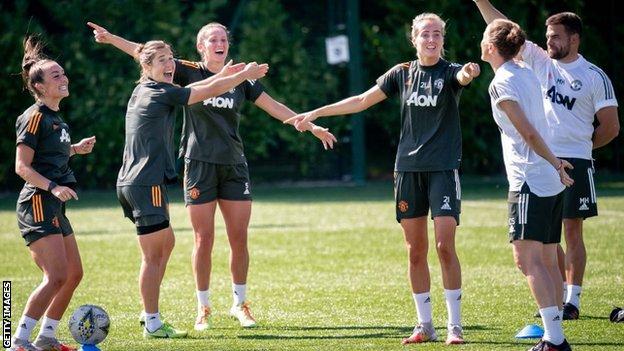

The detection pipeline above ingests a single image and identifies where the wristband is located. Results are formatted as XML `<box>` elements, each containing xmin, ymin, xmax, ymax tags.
<box><xmin>47</xmin><ymin>181</ymin><xmax>58</xmax><ymax>192</ymax></box>
<box><xmin>555</xmin><ymin>160</ymin><xmax>563</xmax><ymax>171</ymax></box>
<box><xmin>72</xmin><ymin>145</ymin><xmax>78</xmax><ymax>154</ymax></box>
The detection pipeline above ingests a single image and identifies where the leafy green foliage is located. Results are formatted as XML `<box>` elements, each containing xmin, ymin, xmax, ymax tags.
<box><xmin>1</xmin><ymin>0</ymin><xmax>621</xmax><ymax>189</ymax></box>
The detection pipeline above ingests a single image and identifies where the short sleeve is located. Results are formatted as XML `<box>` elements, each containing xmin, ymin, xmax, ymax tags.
<box><xmin>588</xmin><ymin>66</ymin><xmax>619</xmax><ymax>113</ymax></box>
<box><xmin>160</xmin><ymin>84</ymin><xmax>192</xmax><ymax>106</ymax></box>
<box><xmin>16</xmin><ymin>110</ymin><xmax>43</xmax><ymax>149</ymax></box>
<box><xmin>376</xmin><ymin>64</ymin><xmax>404</xmax><ymax>98</ymax></box>
<box><xmin>521</xmin><ymin>41</ymin><xmax>551</xmax><ymax>70</ymax></box>
<box><xmin>448</xmin><ymin>62</ymin><xmax>464</xmax><ymax>90</ymax></box>
<box><xmin>244</xmin><ymin>79</ymin><xmax>265</xmax><ymax>102</ymax></box>
<box><xmin>489</xmin><ymin>79</ymin><xmax>519</xmax><ymax>107</ymax></box>
<box><xmin>174</xmin><ymin>59</ymin><xmax>201</xmax><ymax>87</ymax></box>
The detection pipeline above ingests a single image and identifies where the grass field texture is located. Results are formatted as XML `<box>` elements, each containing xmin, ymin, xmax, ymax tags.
<box><xmin>1</xmin><ymin>179</ymin><xmax>623</xmax><ymax>350</ymax></box>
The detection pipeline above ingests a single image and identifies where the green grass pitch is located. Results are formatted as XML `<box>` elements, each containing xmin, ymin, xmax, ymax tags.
<box><xmin>1</xmin><ymin>179</ymin><xmax>623</xmax><ymax>350</ymax></box>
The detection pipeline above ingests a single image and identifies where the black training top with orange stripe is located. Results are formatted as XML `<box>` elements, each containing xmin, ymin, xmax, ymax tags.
<box><xmin>16</xmin><ymin>103</ymin><xmax>76</xmax><ymax>185</ymax></box>
<box><xmin>173</xmin><ymin>59</ymin><xmax>264</xmax><ymax>165</ymax></box>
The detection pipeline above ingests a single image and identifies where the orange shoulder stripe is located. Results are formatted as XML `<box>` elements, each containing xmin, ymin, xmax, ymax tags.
<box><xmin>27</xmin><ymin>111</ymin><xmax>43</xmax><ymax>134</ymax></box>
<box><xmin>178</xmin><ymin>60</ymin><xmax>200</xmax><ymax>69</ymax></box>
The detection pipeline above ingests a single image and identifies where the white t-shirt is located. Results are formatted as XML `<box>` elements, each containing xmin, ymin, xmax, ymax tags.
<box><xmin>522</xmin><ymin>41</ymin><xmax>618</xmax><ymax>159</ymax></box>
<box><xmin>488</xmin><ymin>61</ymin><xmax>564</xmax><ymax>197</ymax></box>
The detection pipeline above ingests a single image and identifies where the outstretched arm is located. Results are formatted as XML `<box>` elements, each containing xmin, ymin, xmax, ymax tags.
<box><xmin>253</xmin><ymin>93</ymin><xmax>337</xmax><ymax>149</ymax></box>
<box><xmin>87</xmin><ymin>22</ymin><xmax>140</xmax><ymax>58</ymax></box>
<box><xmin>284</xmin><ymin>85</ymin><xmax>387</xmax><ymax>129</ymax></box>
<box><xmin>498</xmin><ymin>100</ymin><xmax>574</xmax><ymax>186</ymax></box>
<box><xmin>473</xmin><ymin>0</ymin><xmax>508</xmax><ymax>24</ymax></box>
<box><xmin>456</xmin><ymin>62</ymin><xmax>481</xmax><ymax>86</ymax></box>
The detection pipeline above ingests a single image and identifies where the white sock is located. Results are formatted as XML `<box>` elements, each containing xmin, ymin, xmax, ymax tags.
<box><xmin>444</xmin><ymin>289</ymin><xmax>462</xmax><ymax>327</ymax></box>
<box><xmin>145</xmin><ymin>312</ymin><xmax>163</xmax><ymax>333</ymax></box>
<box><xmin>540</xmin><ymin>306</ymin><xmax>565</xmax><ymax>345</ymax></box>
<box><xmin>196</xmin><ymin>289</ymin><xmax>212</xmax><ymax>310</ymax></box>
<box><xmin>233</xmin><ymin>283</ymin><xmax>246</xmax><ymax>306</ymax></box>
<box><xmin>412</xmin><ymin>292</ymin><xmax>432</xmax><ymax>324</ymax></box>
<box><xmin>37</xmin><ymin>317</ymin><xmax>60</xmax><ymax>338</ymax></box>
<box><xmin>566</xmin><ymin>285</ymin><xmax>582</xmax><ymax>308</ymax></box>
<box><xmin>562</xmin><ymin>282</ymin><xmax>568</xmax><ymax>302</ymax></box>
<box><xmin>15</xmin><ymin>315</ymin><xmax>38</xmax><ymax>341</ymax></box>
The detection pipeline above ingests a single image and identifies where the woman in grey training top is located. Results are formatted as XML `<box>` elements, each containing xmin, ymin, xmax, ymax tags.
<box><xmin>287</xmin><ymin>13</ymin><xmax>480</xmax><ymax>345</ymax></box>
<box><xmin>112</xmin><ymin>39</ymin><xmax>267</xmax><ymax>338</ymax></box>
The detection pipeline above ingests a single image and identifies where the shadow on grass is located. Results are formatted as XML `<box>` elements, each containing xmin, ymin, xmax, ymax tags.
<box><xmin>232</xmin><ymin>324</ymin><xmax>495</xmax><ymax>340</ymax></box>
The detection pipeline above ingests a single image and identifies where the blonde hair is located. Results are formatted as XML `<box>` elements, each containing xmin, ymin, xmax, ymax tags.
<box><xmin>21</xmin><ymin>36</ymin><xmax>54</xmax><ymax>98</ymax></box>
<box><xmin>134</xmin><ymin>40</ymin><xmax>171</xmax><ymax>82</ymax></box>
<box><xmin>410</xmin><ymin>13</ymin><xmax>446</xmax><ymax>56</ymax></box>
<box><xmin>196</xmin><ymin>22</ymin><xmax>230</xmax><ymax>60</ymax></box>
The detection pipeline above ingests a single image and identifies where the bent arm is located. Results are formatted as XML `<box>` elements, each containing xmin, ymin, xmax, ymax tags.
<box><xmin>473</xmin><ymin>0</ymin><xmax>508</xmax><ymax>24</ymax></box>
<box><xmin>311</xmin><ymin>86</ymin><xmax>387</xmax><ymax>119</ymax></box>
<box><xmin>187</xmin><ymin>70</ymin><xmax>259</xmax><ymax>105</ymax></box>
<box><xmin>15</xmin><ymin>144</ymin><xmax>57</xmax><ymax>191</ymax></box>
<box><xmin>593</xmin><ymin>106</ymin><xmax>620</xmax><ymax>149</ymax></box>
<box><xmin>498</xmin><ymin>100</ymin><xmax>560</xmax><ymax>168</ymax></box>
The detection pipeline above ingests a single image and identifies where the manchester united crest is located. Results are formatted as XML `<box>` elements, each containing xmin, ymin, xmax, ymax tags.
<box><xmin>398</xmin><ymin>200</ymin><xmax>409</xmax><ymax>213</ymax></box>
<box><xmin>189</xmin><ymin>187</ymin><xmax>200</xmax><ymax>200</ymax></box>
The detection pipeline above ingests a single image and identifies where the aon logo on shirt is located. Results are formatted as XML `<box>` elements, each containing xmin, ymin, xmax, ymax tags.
<box><xmin>203</xmin><ymin>97</ymin><xmax>234</xmax><ymax>109</ymax></box>
<box><xmin>406</xmin><ymin>92</ymin><xmax>438</xmax><ymax>107</ymax></box>
<box><xmin>546</xmin><ymin>86</ymin><xmax>576</xmax><ymax>110</ymax></box>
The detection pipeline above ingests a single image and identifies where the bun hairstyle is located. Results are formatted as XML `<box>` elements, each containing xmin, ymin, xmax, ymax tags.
<box><xmin>134</xmin><ymin>40</ymin><xmax>171</xmax><ymax>82</ymax></box>
<box><xmin>21</xmin><ymin>35</ymin><xmax>52</xmax><ymax>98</ymax></box>
<box><xmin>487</xmin><ymin>19</ymin><xmax>526</xmax><ymax>60</ymax></box>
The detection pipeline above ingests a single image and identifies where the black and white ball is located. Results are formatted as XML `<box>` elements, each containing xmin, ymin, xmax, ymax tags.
<box><xmin>68</xmin><ymin>304</ymin><xmax>110</xmax><ymax>345</ymax></box>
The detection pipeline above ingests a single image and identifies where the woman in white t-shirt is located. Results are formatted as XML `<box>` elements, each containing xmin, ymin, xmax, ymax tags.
<box><xmin>481</xmin><ymin>19</ymin><xmax>574</xmax><ymax>351</ymax></box>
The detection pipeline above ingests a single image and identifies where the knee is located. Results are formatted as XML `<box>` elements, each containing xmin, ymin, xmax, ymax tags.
<box><xmin>228</xmin><ymin>232</ymin><xmax>249</xmax><ymax>251</ymax></box>
<box><xmin>46</xmin><ymin>270</ymin><xmax>68</xmax><ymax>291</ymax></box>
<box><xmin>142</xmin><ymin>253</ymin><xmax>162</xmax><ymax>266</ymax></box>
<box><xmin>194</xmin><ymin>231</ymin><xmax>214</xmax><ymax>249</ymax></box>
<box><xmin>514</xmin><ymin>255</ymin><xmax>539</xmax><ymax>276</ymax></box>
<box><xmin>405</xmin><ymin>242</ymin><xmax>427</xmax><ymax>264</ymax></box>
<box><xmin>66</xmin><ymin>265</ymin><xmax>83</xmax><ymax>288</ymax></box>
<box><xmin>435</xmin><ymin>240</ymin><xmax>455</xmax><ymax>262</ymax></box>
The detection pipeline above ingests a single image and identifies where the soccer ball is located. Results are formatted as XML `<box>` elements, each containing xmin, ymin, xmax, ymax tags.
<box><xmin>68</xmin><ymin>305</ymin><xmax>110</xmax><ymax>345</ymax></box>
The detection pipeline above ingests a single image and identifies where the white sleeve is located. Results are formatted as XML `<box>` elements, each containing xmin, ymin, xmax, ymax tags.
<box><xmin>521</xmin><ymin>41</ymin><xmax>551</xmax><ymax>71</ymax></box>
<box><xmin>588</xmin><ymin>66</ymin><xmax>619</xmax><ymax>113</ymax></box>
<box><xmin>489</xmin><ymin>79</ymin><xmax>519</xmax><ymax>107</ymax></box>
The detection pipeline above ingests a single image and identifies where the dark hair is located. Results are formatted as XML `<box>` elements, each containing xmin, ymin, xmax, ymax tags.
<box><xmin>21</xmin><ymin>36</ymin><xmax>53</xmax><ymax>98</ymax></box>
<box><xmin>134</xmin><ymin>40</ymin><xmax>172</xmax><ymax>82</ymax></box>
<box><xmin>487</xmin><ymin>19</ymin><xmax>526</xmax><ymax>60</ymax></box>
<box><xmin>546</xmin><ymin>12</ymin><xmax>582</xmax><ymax>37</ymax></box>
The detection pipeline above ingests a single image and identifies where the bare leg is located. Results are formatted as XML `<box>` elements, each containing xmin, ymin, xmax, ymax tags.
<box><xmin>400</xmin><ymin>217</ymin><xmax>430</xmax><ymax>293</ymax></box>
<box><xmin>433</xmin><ymin>216</ymin><xmax>461</xmax><ymax>290</ymax></box>
<box><xmin>563</xmin><ymin>218</ymin><xmax>585</xmax><ymax>286</ymax></box>
<box><xmin>189</xmin><ymin>201</ymin><xmax>218</xmax><ymax>291</ymax></box>
<box><xmin>218</xmin><ymin>199</ymin><xmax>252</xmax><ymax>285</ymax></box>
<box><xmin>44</xmin><ymin>234</ymin><xmax>83</xmax><ymax>319</ymax></box>
<box><xmin>138</xmin><ymin>227</ymin><xmax>174</xmax><ymax>313</ymax></box>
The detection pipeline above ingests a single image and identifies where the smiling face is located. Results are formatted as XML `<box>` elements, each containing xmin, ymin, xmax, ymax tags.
<box><xmin>412</xmin><ymin>19</ymin><xmax>444</xmax><ymax>62</ymax></box>
<box><xmin>145</xmin><ymin>47</ymin><xmax>175</xmax><ymax>83</ymax></box>
<box><xmin>197</xmin><ymin>26</ymin><xmax>229</xmax><ymax>64</ymax></box>
<box><xmin>546</xmin><ymin>24</ymin><xmax>573</xmax><ymax>60</ymax></box>
<box><xmin>36</xmin><ymin>61</ymin><xmax>69</xmax><ymax>99</ymax></box>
